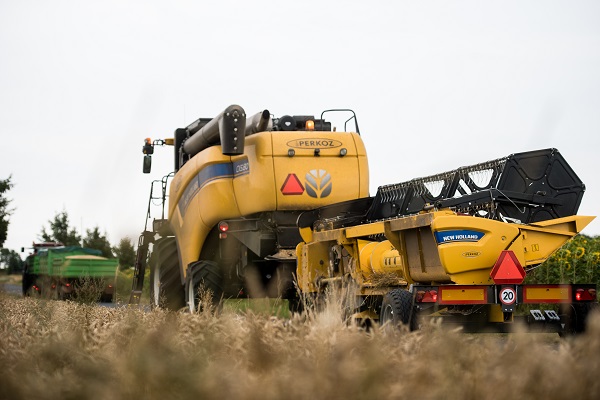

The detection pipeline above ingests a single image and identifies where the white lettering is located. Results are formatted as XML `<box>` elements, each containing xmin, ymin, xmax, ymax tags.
<box><xmin>235</xmin><ymin>162</ymin><xmax>249</xmax><ymax>174</ymax></box>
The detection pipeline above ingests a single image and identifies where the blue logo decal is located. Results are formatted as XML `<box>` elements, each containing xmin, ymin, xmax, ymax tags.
<box><xmin>435</xmin><ymin>230</ymin><xmax>484</xmax><ymax>244</ymax></box>
<box><xmin>178</xmin><ymin>158</ymin><xmax>250</xmax><ymax>217</ymax></box>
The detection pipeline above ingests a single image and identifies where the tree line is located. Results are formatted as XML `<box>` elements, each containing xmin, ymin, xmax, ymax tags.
<box><xmin>1</xmin><ymin>174</ymin><xmax>599</xmax><ymax>288</ymax></box>
<box><xmin>36</xmin><ymin>210</ymin><xmax>136</xmax><ymax>271</ymax></box>
<box><xmin>0</xmin><ymin>175</ymin><xmax>135</xmax><ymax>273</ymax></box>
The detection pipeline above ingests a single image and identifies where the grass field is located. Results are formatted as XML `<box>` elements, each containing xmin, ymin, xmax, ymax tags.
<box><xmin>1</xmin><ymin>288</ymin><xmax>599</xmax><ymax>400</ymax></box>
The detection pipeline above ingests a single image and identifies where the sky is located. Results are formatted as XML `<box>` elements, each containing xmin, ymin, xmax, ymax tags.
<box><xmin>1</xmin><ymin>0</ymin><xmax>599</xmax><ymax>257</ymax></box>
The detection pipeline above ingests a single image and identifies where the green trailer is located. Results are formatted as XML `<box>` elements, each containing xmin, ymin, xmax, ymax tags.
<box><xmin>23</xmin><ymin>243</ymin><xmax>119</xmax><ymax>302</ymax></box>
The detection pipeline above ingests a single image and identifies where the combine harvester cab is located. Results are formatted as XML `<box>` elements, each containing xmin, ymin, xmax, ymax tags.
<box><xmin>297</xmin><ymin>148</ymin><xmax>597</xmax><ymax>334</ymax></box>
<box><xmin>130</xmin><ymin>106</ymin><xmax>369</xmax><ymax>312</ymax></box>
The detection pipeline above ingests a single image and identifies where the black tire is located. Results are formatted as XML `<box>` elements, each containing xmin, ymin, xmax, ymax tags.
<box><xmin>185</xmin><ymin>260</ymin><xmax>223</xmax><ymax>313</ymax></box>
<box><xmin>22</xmin><ymin>273</ymin><xmax>35</xmax><ymax>296</ymax></box>
<box><xmin>287</xmin><ymin>291</ymin><xmax>322</xmax><ymax>314</ymax></box>
<box><xmin>100</xmin><ymin>293</ymin><xmax>114</xmax><ymax>303</ymax></box>
<box><xmin>287</xmin><ymin>291</ymin><xmax>305</xmax><ymax>314</ymax></box>
<box><xmin>149</xmin><ymin>237</ymin><xmax>185</xmax><ymax>311</ymax></box>
<box><xmin>380</xmin><ymin>289</ymin><xmax>418</xmax><ymax>331</ymax></box>
<box><xmin>559</xmin><ymin>302</ymin><xmax>599</xmax><ymax>337</ymax></box>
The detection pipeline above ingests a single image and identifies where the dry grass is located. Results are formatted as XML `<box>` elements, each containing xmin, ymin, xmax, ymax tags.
<box><xmin>1</xmin><ymin>291</ymin><xmax>599</xmax><ymax>400</ymax></box>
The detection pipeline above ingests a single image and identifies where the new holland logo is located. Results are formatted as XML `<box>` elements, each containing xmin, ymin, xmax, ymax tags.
<box><xmin>305</xmin><ymin>169</ymin><xmax>332</xmax><ymax>198</ymax></box>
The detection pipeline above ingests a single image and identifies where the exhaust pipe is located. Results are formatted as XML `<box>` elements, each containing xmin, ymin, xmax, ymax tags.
<box><xmin>245</xmin><ymin>109</ymin><xmax>271</xmax><ymax>135</ymax></box>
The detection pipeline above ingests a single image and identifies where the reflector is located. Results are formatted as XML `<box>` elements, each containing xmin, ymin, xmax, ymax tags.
<box><xmin>281</xmin><ymin>173</ymin><xmax>305</xmax><ymax>195</ymax></box>
<box><xmin>490</xmin><ymin>250</ymin><xmax>526</xmax><ymax>284</ymax></box>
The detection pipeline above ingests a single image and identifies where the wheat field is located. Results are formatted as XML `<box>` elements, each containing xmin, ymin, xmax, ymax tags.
<box><xmin>1</xmin><ymin>291</ymin><xmax>599</xmax><ymax>400</ymax></box>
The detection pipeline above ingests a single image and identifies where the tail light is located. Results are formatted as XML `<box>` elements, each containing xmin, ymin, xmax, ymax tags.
<box><xmin>575</xmin><ymin>288</ymin><xmax>596</xmax><ymax>301</ymax></box>
<box><xmin>218</xmin><ymin>221</ymin><xmax>229</xmax><ymax>239</ymax></box>
<box><xmin>218</xmin><ymin>221</ymin><xmax>229</xmax><ymax>232</ymax></box>
<box><xmin>416</xmin><ymin>289</ymin><xmax>438</xmax><ymax>303</ymax></box>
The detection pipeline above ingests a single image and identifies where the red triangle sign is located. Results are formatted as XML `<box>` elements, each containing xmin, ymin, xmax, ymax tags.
<box><xmin>281</xmin><ymin>173</ymin><xmax>305</xmax><ymax>195</ymax></box>
<box><xmin>490</xmin><ymin>250</ymin><xmax>526</xmax><ymax>284</ymax></box>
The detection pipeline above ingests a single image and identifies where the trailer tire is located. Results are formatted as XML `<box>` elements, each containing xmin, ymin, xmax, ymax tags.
<box><xmin>150</xmin><ymin>237</ymin><xmax>185</xmax><ymax>311</ymax></box>
<box><xmin>186</xmin><ymin>260</ymin><xmax>223</xmax><ymax>313</ymax></box>
<box><xmin>380</xmin><ymin>289</ymin><xmax>418</xmax><ymax>331</ymax></box>
<box><xmin>22</xmin><ymin>273</ymin><xmax>35</xmax><ymax>296</ymax></box>
<box><xmin>560</xmin><ymin>302</ymin><xmax>599</xmax><ymax>337</ymax></box>
<box><xmin>100</xmin><ymin>293</ymin><xmax>114</xmax><ymax>303</ymax></box>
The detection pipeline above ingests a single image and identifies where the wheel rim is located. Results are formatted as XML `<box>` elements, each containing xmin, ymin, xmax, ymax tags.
<box><xmin>187</xmin><ymin>279</ymin><xmax>199</xmax><ymax>313</ymax></box>
<box><xmin>152</xmin><ymin>262</ymin><xmax>161</xmax><ymax>306</ymax></box>
<box><xmin>382</xmin><ymin>304</ymin><xmax>394</xmax><ymax>323</ymax></box>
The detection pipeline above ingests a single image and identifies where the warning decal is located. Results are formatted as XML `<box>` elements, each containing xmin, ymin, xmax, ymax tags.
<box><xmin>281</xmin><ymin>173</ymin><xmax>305</xmax><ymax>195</ymax></box>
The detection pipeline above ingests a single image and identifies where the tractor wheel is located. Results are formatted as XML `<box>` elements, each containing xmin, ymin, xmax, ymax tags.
<box><xmin>185</xmin><ymin>260</ymin><xmax>223</xmax><ymax>313</ymax></box>
<box><xmin>149</xmin><ymin>237</ymin><xmax>185</xmax><ymax>311</ymax></box>
<box><xmin>380</xmin><ymin>288</ymin><xmax>418</xmax><ymax>331</ymax></box>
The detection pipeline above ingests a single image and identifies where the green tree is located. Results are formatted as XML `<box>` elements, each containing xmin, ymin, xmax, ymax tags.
<box><xmin>113</xmin><ymin>237</ymin><xmax>136</xmax><ymax>270</ymax></box>
<box><xmin>0</xmin><ymin>176</ymin><xmax>14</xmax><ymax>248</ymax></box>
<box><xmin>83</xmin><ymin>226</ymin><xmax>114</xmax><ymax>258</ymax></box>
<box><xmin>40</xmin><ymin>210</ymin><xmax>81</xmax><ymax>246</ymax></box>
<box><xmin>0</xmin><ymin>248</ymin><xmax>23</xmax><ymax>274</ymax></box>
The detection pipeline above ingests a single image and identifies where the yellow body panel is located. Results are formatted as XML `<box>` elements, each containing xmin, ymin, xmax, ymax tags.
<box><xmin>169</xmin><ymin>131</ymin><xmax>369</xmax><ymax>277</ymax></box>
<box><xmin>299</xmin><ymin>209</ymin><xmax>595</xmax><ymax>290</ymax></box>
<box><xmin>525</xmin><ymin>286</ymin><xmax>570</xmax><ymax>302</ymax></box>
<box><xmin>272</xmin><ymin>132</ymin><xmax>368</xmax><ymax>210</ymax></box>
<box><xmin>440</xmin><ymin>287</ymin><xmax>486</xmax><ymax>302</ymax></box>
<box><xmin>231</xmin><ymin>135</ymin><xmax>276</xmax><ymax>216</ymax></box>
<box><xmin>431</xmin><ymin>215</ymin><xmax>521</xmax><ymax>284</ymax></box>
<box><xmin>297</xmin><ymin>241</ymin><xmax>330</xmax><ymax>292</ymax></box>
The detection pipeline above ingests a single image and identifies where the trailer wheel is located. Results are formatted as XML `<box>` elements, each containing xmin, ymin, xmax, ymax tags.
<box><xmin>100</xmin><ymin>293</ymin><xmax>114</xmax><ymax>303</ymax></box>
<box><xmin>22</xmin><ymin>273</ymin><xmax>35</xmax><ymax>296</ymax></box>
<box><xmin>380</xmin><ymin>289</ymin><xmax>418</xmax><ymax>331</ymax></box>
<box><xmin>186</xmin><ymin>260</ymin><xmax>223</xmax><ymax>313</ymax></box>
<box><xmin>559</xmin><ymin>303</ymin><xmax>599</xmax><ymax>337</ymax></box>
<box><xmin>150</xmin><ymin>237</ymin><xmax>185</xmax><ymax>311</ymax></box>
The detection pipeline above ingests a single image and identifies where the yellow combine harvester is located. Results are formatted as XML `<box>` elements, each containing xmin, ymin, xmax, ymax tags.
<box><xmin>131</xmin><ymin>105</ymin><xmax>597</xmax><ymax>335</ymax></box>
<box><xmin>131</xmin><ymin>106</ymin><xmax>368</xmax><ymax>312</ymax></box>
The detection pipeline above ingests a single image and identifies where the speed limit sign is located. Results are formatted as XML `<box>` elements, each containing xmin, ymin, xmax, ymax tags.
<box><xmin>499</xmin><ymin>287</ymin><xmax>516</xmax><ymax>305</ymax></box>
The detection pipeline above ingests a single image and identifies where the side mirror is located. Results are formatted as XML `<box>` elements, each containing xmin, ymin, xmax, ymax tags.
<box><xmin>143</xmin><ymin>155</ymin><xmax>152</xmax><ymax>173</ymax></box>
